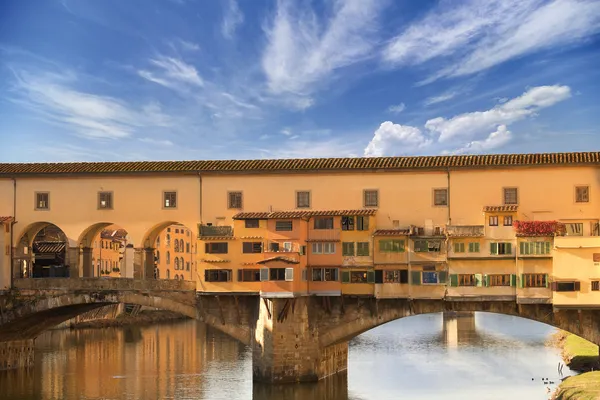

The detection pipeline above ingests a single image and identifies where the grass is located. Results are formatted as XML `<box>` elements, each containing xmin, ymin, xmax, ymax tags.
<box><xmin>554</xmin><ymin>332</ymin><xmax>600</xmax><ymax>399</ymax></box>
<box><xmin>555</xmin><ymin>371</ymin><xmax>600</xmax><ymax>400</ymax></box>
<box><xmin>563</xmin><ymin>334</ymin><xmax>599</xmax><ymax>372</ymax></box>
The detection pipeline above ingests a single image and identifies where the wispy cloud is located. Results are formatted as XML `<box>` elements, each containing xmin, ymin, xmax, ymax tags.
<box><xmin>138</xmin><ymin>55</ymin><xmax>203</xmax><ymax>91</ymax></box>
<box><xmin>9</xmin><ymin>69</ymin><xmax>172</xmax><ymax>140</ymax></box>
<box><xmin>424</xmin><ymin>90</ymin><xmax>460</xmax><ymax>106</ymax></box>
<box><xmin>383</xmin><ymin>0</ymin><xmax>600</xmax><ymax>83</ymax></box>
<box><xmin>262</xmin><ymin>0</ymin><xmax>383</xmax><ymax>105</ymax></box>
<box><xmin>139</xmin><ymin>137</ymin><xmax>174</xmax><ymax>146</ymax></box>
<box><xmin>387</xmin><ymin>103</ymin><xmax>406</xmax><ymax>114</ymax></box>
<box><xmin>221</xmin><ymin>0</ymin><xmax>244</xmax><ymax>39</ymax></box>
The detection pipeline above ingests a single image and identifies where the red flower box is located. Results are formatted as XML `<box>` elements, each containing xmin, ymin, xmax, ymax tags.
<box><xmin>513</xmin><ymin>220</ymin><xmax>565</xmax><ymax>236</ymax></box>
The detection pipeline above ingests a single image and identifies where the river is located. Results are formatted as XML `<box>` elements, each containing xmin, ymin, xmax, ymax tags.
<box><xmin>0</xmin><ymin>312</ymin><xmax>573</xmax><ymax>400</ymax></box>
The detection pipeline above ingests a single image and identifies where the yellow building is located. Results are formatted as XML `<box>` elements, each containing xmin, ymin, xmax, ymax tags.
<box><xmin>154</xmin><ymin>224</ymin><xmax>195</xmax><ymax>281</ymax></box>
<box><xmin>92</xmin><ymin>228</ymin><xmax>127</xmax><ymax>277</ymax></box>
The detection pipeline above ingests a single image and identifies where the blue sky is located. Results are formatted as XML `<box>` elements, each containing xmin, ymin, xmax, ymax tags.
<box><xmin>0</xmin><ymin>0</ymin><xmax>599</xmax><ymax>162</ymax></box>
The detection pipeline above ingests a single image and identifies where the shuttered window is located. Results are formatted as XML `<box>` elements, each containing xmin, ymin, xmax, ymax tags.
<box><xmin>163</xmin><ymin>191</ymin><xmax>177</xmax><ymax>208</ymax></box>
<box><xmin>205</xmin><ymin>242</ymin><xmax>228</xmax><ymax>254</ymax></box>
<box><xmin>228</xmin><ymin>191</ymin><xmax>243</xmax><ymax>209</ymax></box>
<box><xmin>296</xmin><ymin>191</ymin><xmax>310</xmax><ymax>208</ymax></box>
<box><xmin>575</xmin><ymin>186</ymin><xmax>589</xmax><ymax>203</ymax></box>
<box><xmin>275</xmin><ymin>221</ymin><xmax>293</xmax><ymax>231</ymax></box>
<box><xmin>356</xmin><ymin>242</ymin><xmax>370</xmax><ymax>256</ymax></box>
<box><xmin>35</xmin><ymin>192</ymin><xmax>49</xmax><ymax>210</ymax></box>
<box><xmin>98</xmin><ymin>191</ymin><xmax>113</xmax><ymax>209</ymax></box>
<box><xmin>242</xmin><ymin>242</ymin><xmax>262</xmax><ymax>253</ymax></box>
<box><xmin>503</xmin><ymin>187</ymin><xmax>518</xmax><ymax>205</ymax></box>
<box><xmin>364</xmin><ymin>189</ymin><xmax>379</xmax><ymax>207</ymax></box>
<box><xmin>342</xmin><ymin>242</ymin><xmax>355</xmax><ymax>256</ymax></box>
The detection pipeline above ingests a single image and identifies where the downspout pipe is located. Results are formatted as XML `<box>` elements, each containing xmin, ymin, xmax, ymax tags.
<box><xmin>10</xmin><ymin>177</ymin><xmax>16</xmax><ymax>288</ymax></box>
<box><xmin>446</xmin><ymin>167</ymin><xmax>451</xmax><ymax>226</ymax></box>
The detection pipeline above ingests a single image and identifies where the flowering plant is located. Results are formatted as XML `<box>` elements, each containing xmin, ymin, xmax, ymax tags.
<box><xmin>513</xmin><ymin>220</ymin><xmax>565</xmax><ymax>236</ymax></box>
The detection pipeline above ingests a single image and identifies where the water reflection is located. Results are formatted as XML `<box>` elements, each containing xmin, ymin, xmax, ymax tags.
<box><xmin>0</xmin><ymin>312</ymin><xmax>571</xmax><ymax>400</ymax></box>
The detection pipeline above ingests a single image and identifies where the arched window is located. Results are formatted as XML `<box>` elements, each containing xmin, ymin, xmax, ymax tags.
<box><xmin>186</xmin><ymin>262</ymin><xmax>190</xmax><ymax>271</ymax></box>
<box><xmin>186</xmin><ymin>242</ymin><xmax>190</xmax><ymax>253</ymax></box>
<box><xmin>156</xmin><ymin>236</ymin><xmax>160</xmax><ymax>247</ymax></box>
<box><xmin>166</xmin><ymin>234</ymin><xmax>171</xmax><ymax>247</ymax></box>
<box><xmin>174</xmin><ymin>240</ymin><xmax>179</xmax><ymax>252</ymax></box>
<box><xmin>167</xmin><ymin>270</ymin><xmax>170</xmax><ymax>279</ymax></box>
<box><xmin>156</xmin><ymin>250</ymin><xmax>160</xmax><ymax>263</ymax></box>
<box><xmin>175</xmin><ymin>257</ymin><xmax>179</xmax><ymax>270</ymax></box>
<box><xmin>166</xmin><ymin>251</ymin><xmax>170</xmax><ymax>264</ymax></box>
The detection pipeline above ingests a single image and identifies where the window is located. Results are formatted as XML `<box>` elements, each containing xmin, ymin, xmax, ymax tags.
<box><xmin>174</xmin><ymin>240</ymin><xmax>179</xmax><ymax>252</ymax></box>
<box><xmin>314</xmin><ymin>217</ymin><xmax>334</xmax><ymax>230</ymax></box>
<box><xmin>186</xmin><ymin>243</ymin><xmax>190</xmax><ymax>253</ymax></box>
<box><xmin>504</xmin><ymin>187</ymin><xmax>518</xmax><ymax>205</ymax></box>
<box><xmin>156</xmin><ymin>236</ymin><xmax>160</xmax><ymax>247</ymax></box>
<box><xmin>228</xmin><ymin>191</ymin><xmax>243</xmax><ymax>209</ymax></box>
<box><xmin>98</xmin><ymin>192</ymin><xmax>113</xmax><ymax>209</ymax></box>
<box><xmin>269</xmin><ymin>268</ymin><xmax>287</xmax><ymax>281</ymax></box>
<box><xmin>166</xmin><ymin>251</ymin><xmax>170</xmax><ymax>264</ymax></box>
<box><xmin>364</xmin><ymin>189</ymin><xmax>379</xmax><ymax>207</ymax></box>
<box><xmin>379</xmin><ymin>240</ymin><xmax>405</xmax><ymax>253</ymax></box>
<box><xmin>269</xmin><ymin>242</ymin><xmax>280</xmax><ymax>252</ymax></box>
<box><xmin>565</xmin><ymin>223</ymin><xmax>583</xmax><ymax>236</ymax></box>
<box><xmin>341</xmin><ymin>216</ymin><xmax>354</xmax><ymax>231</ymax></box>
<box><xmin>163</xmin><ymin>191</ymin><xmax>177</xmax><ymax>208</ymax></box>
<box><xmin>238</xmin><ymin>269</ymin><xmax>260</xmax><ymax>282</ymax></box>
<box><xmin>311</xmin><ymin>268</ymin><xmax>339</xmax><ymax>281</ymax></box>
<box><xmin>242</xmin><ymin>242</ymin><xmax>262</xmax><ymax>253</ymax></box>
<box><xmin>296</xmin><ymin>191</ymin><xmax>311</xmax><ymax>208</ymax></box>
<box><xmin>422</xmin><ymin>271</ymin><xmax>440</xmax><ymax>284</ymax></box>
<box><xmin>204</xmin><ymin>269</ymin><xmax>231</xmax><ymax>282</ymax></box>
<box><xmin>433</xmin><ymin>188</ymin><xmax>448</xmax><ymax>206</ymax></box>
<box><xmin>156</xmin><ymin>250</ymin><xmax>160</xmax><ymax>263</ymax></box>
<box><xmin>311</xmin><ymin>242</ymin><xmax>335</xmax><ymax>254</ymax></box>
<box><xmin>167</xmin><ymin>228</ymin><xmax>171</xmax><ymax>232</ymax></box>
<box><xmin>503</xmin><ymin>216</ymin><xmax>513</xmax><ymax>226</ymax></box>
<box><xmin>351</xmin><ymin>271</ymin><xmax>369</xmax><ymax>283</ymax></box>
<box><xmin>205</xmin><ymin>242</ymin><xmax>228</xmax><ymax>254</ymax></box>
<box><xmin>342</xmin><ymin>242</ymin><xmax>355</xmax><ymax>256</ymax></box>
<box><xmin>458</xmin><ymin>274</ymin><xmax>476</xmax><ymax>286</ymax></box>
<box><xmin>488</xmin><ymin>274</ymin><xmax>511</xmax><ymax>286</ymax></box>
<box><xmin>356</xmin><ymin>216</ymin><xmax>369</xmax><ymax>231</ymax></box>
<box><xmin>414</xmin><ymin>240</ymin><xmax>441</xmax><ymax>252</ymax></box>
<box><xmin>384</xmin><ymin>270</ymin><xmax>408</xmax><ymax>284</ymax></box>
<box><xmin>186</xmin><ymin>262</ymin><xmax>190</xmax><ymax>271</ymax></box>
<box><xmin>174</xmin><ymin>258</ymin><xmax>180</xmax><ymax>270</ymax></box>
<box><xmin>522</xmin><ymin>273</ymin><xmax>547</xmax><ymax>288</ymax></box>
<box><xmin>592</xmin><ymin>281</ymin><xmax>600</xmax><ymax>291</ymax></box>
<box><xmin>490</xmin><ymin>242</ymin><xmax>512</xmax><ymax>255</ymax></box>
<box><xmin>357</xmin><ymin>242</ymin><xmax>370</xmax><ymax>256</ymax></box>
<box><xmin>245</xmin><ymin>219</ymin><xmax>260</xmax><ymax>228</ymax></box>
<box><xmin>468</xmin><ymin>242</ymin><xmax>480</xmax><ymax>253</ymax></box>
<box><xmin>552</xmin><ymin>281</ymin><xmax>580</xmax><ymax>292</ymax></box>
<box><xmin>275</xmin><ymin>221</ymin><xmax>293</xmax><ymax>231</ymax></box>
<box><xmin>520</xmin><ymin>241</ymin><xmax>551</xmax><ymax>255</ymax></box>
<box><xmin>489</xmin><ymin>216</ymin><xmax>498</xmax><ymax>226</ymax></box>
<box><xmin>35</xmin><ymin>192</ymin><xmax>49</xmax><ymax>210</ymax></box>
<box><xmin>175</xmin><ymin>229</ymin><xmax>180</xmax><ymax>234</ymax></box>
<box><xmin>166</xmin><ymin>234</ymin><xmax>171</xmax><ymax>247</ymax></box>
<box><xmin>576</xmin><ymin>186</ymin><xmax>589</xmax><ymax>203</ymax></box>
<box><xmin>454</xmin><ymin>242</ymin><xmax>465</xmax><ymax>253</ymax></box>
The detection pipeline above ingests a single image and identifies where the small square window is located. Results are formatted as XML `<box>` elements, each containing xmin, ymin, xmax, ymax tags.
<box><xmin>503</xmin><ymin>187</ymin><xmax>518</xmax><ymax>205</ymax></box>
<box><xmin>592</xmin><ymin>281</ymin><xmax>600</xmax><ymax>291</ymax></box>
<box><xmin>35</xmin><ymin>192</ymin><xmax>49</xmax><ymax>210</ymax></box>
<box><xmin>489</xmin><ymin>216</ymin><xmax>498</xmax><ymax>226</ymax></box>
<box><xmin>296</xmin><ymin>191</ymin><xmax>311</xmax><ymax>208</ymax></box>
<box><xmin>98</xmin><ymin>192</ymin><xmax>113</xmax><ymax>209</ymax></box>
<box><xmin>576</xmin><ymin>186</ymin><xmax>589</xmax><ymax>203</ymax></box>
<box><xmin>163</xmin><ymin>191</ymin><xmax>177</xmax><ymax>208</ymax></box>
<box><xmin>433</xmin><ymin>188</ymin><xmax>448</xmax><ymax>206</ymax></box>
<box><xmin>364</xmin><ymin>189</ymin><xmax>379</xmax><ymax>207</ymax></box>
<box><xmin>503</xmin><ymin>215</ymin><xmax>513</xmax><ymax>226</ymax></box>
<box><xmin>245</xmin><ymin>219</ymin><xmax>259</xmax><ymax>228</ymax></box>
<box><xmin>228</xmin><ymin>191</ymin><xmax>243</xmax><ymax>209</ymax></box>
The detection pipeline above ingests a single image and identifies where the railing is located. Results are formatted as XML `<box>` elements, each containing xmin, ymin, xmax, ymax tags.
<box><xmin>199</xmin><ymin>225</ymin><xmax>233</xmax><ymax>237</ymax></box>
<box><xmin>13</xmin><ymin>278</ymin><xmax>196</xmax><ymax>291</ymax></box>
<box><xmin>446</xmin><ymin>225</ymin><xmax>484</xmax><ymax>237</ymax></box>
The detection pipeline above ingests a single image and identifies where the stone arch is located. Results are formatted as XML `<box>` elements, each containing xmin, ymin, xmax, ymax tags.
<box><xmin>141</xmin><ymin>221</ymin><xmax>196</xmax><ymax>281</ymax></box>
<box><xmin>77</xmin><ymin>222</ymin><xmax>133</xmax><ymax>278</ymax></box>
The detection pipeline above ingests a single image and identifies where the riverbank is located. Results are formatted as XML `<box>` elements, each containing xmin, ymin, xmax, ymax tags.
<box><xmin>550</xmin><ymin>331</ymin><xmax>600</xmax><ymax>400</ymax></box>
<box><xmin>69</xmin><ymin>310</ymin><xmax>189</xmax><ymax>329</ymax></box>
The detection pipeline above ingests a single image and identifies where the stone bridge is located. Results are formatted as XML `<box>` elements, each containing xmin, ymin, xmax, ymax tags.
<box><xmin>2</xmin><ymin>280</ymin><xmax>600</xmax><ymax>384</ymax></box>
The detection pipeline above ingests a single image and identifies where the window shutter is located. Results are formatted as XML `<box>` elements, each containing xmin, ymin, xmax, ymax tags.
<box><xmin>333</xmin><ymin>268</ymin><xmax>339</xmax><ymax>281</ymax></box>
<box><xmin>204</xmin><ymin>243</ymin><xmax>209</xmax><ymax>253</ymax></box>
<box><xmin>237</xmin><ymin>270</ymin><xmax>243</xmax><ymax>282</ymax></box>
<box><xmin>510</xmin><ymin>274</ymin><xmax>517</xmax><ymax>287</ymax></box>
<box><xmin>374</xmin><ymin>270</ymin><xmax>383</xmax><ymax>284</ymax></box>
<box><xmin>363</xmin><ymin>217</ymin><xmax>369</xmax><ymax>230</ymax></box>
<box><xmin>204</xmin><ymin>270</ymin><xmax>209</xmax><ymax>281</ymax></box>
<box><xmin>285</xmin><ymin>268</ymin><xmax>294</xmax><ymax>281</ymax></box>
<box><xmin>411</xmin><ymin>271</ymin><xmax>421</xmax><ymax>285</ymax></box>
<box><xmin>545</xmin><ymin>242</ymin><xmax>551</xmax><ymax>255</ymax></box>
<box><xmin>367</xmin><ymin>271</ymin><xmax>375</xmax><ymax>283</ymax></box>
<box><xmin>453</xmin><ymin>243</ymin><xmax>460</xmax><ymax>253</ymax></box>
<box><xmin>341</xmin><ymin>271</ymin><xmax>350</xmax><ymax>283</ymax></box>
<box><xmin>438</xmin><ymin>270</ymin><xmax>448</xmax><ymax>284</ymax></box>
<box><xmin>519</xmin><ymin>242</ymin><xmax>524</xmax><ymax>255</ymax></box>
<box><xmin>483</xmin><ymin>274</ymin><xmax>489</xmax><ymax>287</ymax></box>
<box><xmin>519</xmin><ymin>274</ymin><xmax>524</xmax><ymax>288</ymax></box>
<box><xmin>545</xmin><ymin>274</ymin><xmax>549</xmax><ymax>288</ymax></box>
<box><xmin>474</xmin><ymin>273</ymin><xmax>483</xmax><ymax>287</ymax></box>
<box><xmin>260</xmin><ymin>268</ymin><xmax>269</xmax><ymax>281</ymax></box>
<box><xmin>506</xmin><ymin>243</ymin><xmax>512</xmax><ymax>255</ymax></box>
<box><xmin>550</xmin><ymin>281</ymin><xmax>558</xmax><ymax>291</ymax></box>
<box><xmin>574</xmin><ymin>281</ymin><xmax>581</xmax><ymax>291</ymax></box>
<box><xmin>490</xmin><ymin>242</ymin><xmax>498</xmax><ymax>255</ymax></box>
<box><xmin>301</xmin><ymin>269</ymin><xmax>307</xmax><ymax>281</ymax></box>
<box><xmin>449</xmin><ymin>274</ymin><xmax>458</xmax><ymax>287</ymax></box>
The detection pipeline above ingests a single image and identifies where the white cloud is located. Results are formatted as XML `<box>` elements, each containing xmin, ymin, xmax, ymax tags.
<box><xmin>387</xmin><ymin>103</ymin><xmax>406</xmax><ymax>114</ymax></box>
<box><xmin>139</xmin><ymin>137</ymin><xmax>174</xmax><ymax>146</ymax></box>
<box><xmin>426</xmin><ymin>85</ymin><xmax>571</xmax><ymax>142</ymax></box>
<box><xmin>280</xmin><ymin>128</ymin><xmax>292</xmax><ymax>136</ymax></box>
<box><xmin>222</xmin><ymin>0</ymin><xmax>244</xmax><ymax>39</ymax></box>
<box><xmin>364</xmin><ymin>121</ymin><xmax>433</xmax><ymax>157</ymax></box>
<box><xmin>446</xmin><ymin>125</ymin><xmax>512</xmax><ymax>154</ymax></box>
<box><xmin>262</xmin><ymin>0</ymin><xmax>382</xmax><ymax>99</ymax></box>
<box><xmin>383</xmin><ymin>0</ymin><xmax>600</xmax><ymax>82</ymax></box>
<box><xmin>138</xmin><ymin>55</ymin><xmax>203</xmax><ymax>90</ymax></box>
<box><xmin>424</xmin><ymin>90</ymin><xmax>459</xmax><ymax>106</ymax></box>
<box><xmin>177</xmin><ymin>40</ymin><xmax>200</xmax><ymax>52</ymax></box>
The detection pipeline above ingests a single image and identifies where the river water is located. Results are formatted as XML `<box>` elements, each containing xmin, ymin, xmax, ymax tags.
<box><xmin>0</xmin><ymin>312</ymin><xmax>573</xmax><ymax>400</ymax></box>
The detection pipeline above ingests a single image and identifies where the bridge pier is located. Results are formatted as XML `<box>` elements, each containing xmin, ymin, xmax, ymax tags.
<box><xmin>252</xmin><ymin>297</ymin><xmax>348</xmax><ymax>383</ymax></box>
<box><xmin>144</xmin><ymin>248</ymin><xmax>155</xmax><ymax>279</ymax></box>
<box><xmin>0</xmin><ymin>340</ymin><xmax>34</xmax><ymax>371</ymax></box>
<box><xmin>81</xmin><ymin>247</ymin><xmax>93</xmax><ymax>277</ymax></box>
<box><xmin>66</xmin><ymin>246</ymin><xmax>80</xmax><ymax>278</ymax></box>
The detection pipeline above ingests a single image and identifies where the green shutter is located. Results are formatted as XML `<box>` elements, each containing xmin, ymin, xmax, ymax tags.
<box><xmin>506</xmin><ymin>243</ymin><xmax>512</xmax><ymax>255</ymax></box>
<box><xmin>545</xmin><ymin>241</ymin><xmax>551</xmax><ymax>255</ymax></box>
<box><xmin>439</xmin><ymin>271</ymin><xmax>448</xmax><ymax>284</ymax></box>
<box><xmin>341</xmin><ymin>271</ymin><xmax>350</xmax><ymax>283</ymax></box>
<box><xmin>519</xmin><ymin>242</ymin><xmax>524</xmax><ymax>255</ymax></box>
<box><xmin>474</xmin><ymin>273</ymin><xmax>483</xmax><ymax>287</ymax></box>
<box><xmin>367</xmin><ymin>271</ymin><xmax>375</xmax><ymax>283</ymax></box>
<box><xmin>450</xmin><ymin>274</ymin><xmax>458</xmax><ymax>287</ymax></box>
<box><xmin>490</xmin><ymin>242</ymin><xmax>498</xmax><ymax>255</ymax></box>
<box><xmin>484</xmin><ymin>274</ymin><xmax>489</xmax><ymax>287</ymax></box>
<box><xmin>545</xmin><ymin>274</ymin><xmax>549</xmax><ymax>288</ymax></box>
<box><xmin>454</xmin><ymin>242</ymin><xmax>460</xmax><ymax>253</ymax></box>
<box><xmin>519</xmin><ymin>274</ymin><xmax>524</xmax><ymax>288</ymax></box>
<box><xmin>411</xmin><ymin>271</ymin><xmax>421</xmax><ymax>285</ymax></box>
<box><xmin>510</xmin><ymin>274</ymin><xmax>517</xmax><ymax>287</ymax></box>
<box><xmin>342</xmin><ymin>242</ymin><xmax>354</xmax><ymax>256</ymax></box>
<box><xmin>475</xmin><ymin>243</ymin><xmax>480</xmax><ymax>252</ymax></box>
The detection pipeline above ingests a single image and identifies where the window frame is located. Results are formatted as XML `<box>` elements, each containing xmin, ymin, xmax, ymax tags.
<box><xmin>227</xmin><ymin>191</ymin><xmax>243</xmax><ymax>209</ymax></box>
<box><xmin>356</xmin><ymin>242</ymin><xmax>370</xmax><ymax>256</ymax></box>
<box><xmin>204</xmin><ymin>269</ymin><xmax>232</xmax><ymax>282</ymax></box>
<box><xmin>245</xmin><ymin>219</ymin><xmax>260</xmax><ymax>228</ymax></box>
<box><xmin>296</xmin><ymin>190</ymin><xmax>311</xmax><ymax>209</ymax></box>
<box><xmin>503</xmin><ymin>187</ymin><xmax>519</xmax><ymax>205</ymax></box>
<box><xmin>238</xmin><ymin>269</ymin><xmax>261</xmax><ymax>282</ymax></box>
<box><xmin>363</xmin><ymin>189</ymin><xmax>379</xmax><ymax>208</ymax></box>
<box><xmin>503</xmin><ymin>215</ymin><xmax>513</xmax><ymax>226</ymax></box>
<box><xmin>35</xmin><ymin>192</ymin><xmax>50</xmax><ymax>211</ymax></box>
<box><xmin>432</xmin><ymin>188</ymin><xmax>448</xmax><ymax>207</ymax></box>
<box><xmin>488</xmin><ymin>274</ymin><xmax>511</xmax><ymax>287</ymax></box>
<box><xmin>575</xmin><ymin>185</ymin><xmax>590</xmax><ymax>203</ymax></box>
<box><xmin>97</xmin><ymin>191</ymin><xmax>113</xmax><ymax>210</ymax></box>
<box><xmin>163</xmin><ymin>191</ymin><xmax>178</xmax><ymax>209</ymax></box>
<box><xmin>313</xmin><ymin>217</ymin><xmax>334</xmax><ymax>230</ymax></box>
<box><xmin>205</xmin><ymin>242</ymin><xmax>229</xmax><ymax>254</ymax></box>
<box><xmin>275</xmin><ymin>220</ymin><xmax>293</xmax><ymax>231</ymax></box>
<box><xmin>489</xmin><ymin>216</ymin><xmax>499</xmax><ymax>226</ymax></box>
<box><xmin>242</xmin><ymin>242</ymin><xmax>263</xmax><ymax>254</ymax></box>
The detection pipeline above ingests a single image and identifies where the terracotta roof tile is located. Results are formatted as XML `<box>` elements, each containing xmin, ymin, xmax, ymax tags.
<box><xmin>1</xmin><ymin>151</ymin><xmax>599</xmax><ymax>175</ymax></box>
<box><xmin>233</xmin><ymin>209</ymin><xmax>377</xmax><ymax>219</ymax></box>
<box><xmin>257</xmin><ymin>256</ymin><xmax>299</xmax><ymax>264</ymax></box>
<box><xmin>200</xmin><ymin>259</ymin><xmax>231</xmax><ymax>263</ymax></box>
<box><xmin>373</xmin><ymin>229</ymin><xmax>411</xmax><ymax>236</ymax></box>
<box><xmin>33</xmin><ymin>241</ymin><xmax>66</xmax><ymax>253</ymax></box>
<box><xmin>0</xmin><ymin>216</ymin><xmax>13</xmax><ymax>223</ymax></box>
<box><xmin>483</xmin><ymin>205</ymin><xmax>519</xmax><ymax>212</ymax></box>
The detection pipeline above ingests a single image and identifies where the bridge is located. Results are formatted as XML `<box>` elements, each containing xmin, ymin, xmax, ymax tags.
<box><xmin>2</xmin><ymin>278</ymin><xmax>600</xmax><ymax>383</ymax></box>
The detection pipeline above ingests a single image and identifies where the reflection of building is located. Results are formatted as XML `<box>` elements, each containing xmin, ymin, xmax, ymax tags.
<box><xmin>154</xmin><ymin>224</ymin><xmax>195</xmax><ymax>281</ymax></box>
<box><xmin>443</xmin><ymin>311</ymin><xmax>477</xmax><ymax>348</ymax></box>
<box><xmin>92</xmin><ymin>229</ymin><xmax>127</xmax><ymax>277</ymax></box>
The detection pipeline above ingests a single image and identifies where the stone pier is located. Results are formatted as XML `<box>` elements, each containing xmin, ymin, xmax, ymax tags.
<box><xmin>0</xmin><ymin>340</ymin><xmax>35</xmax><ymax>371</ymax></box>
<box><xmin>252</xmin><ymin>297</ymin><xmax>348</xmax><ymax>383</ymax></box>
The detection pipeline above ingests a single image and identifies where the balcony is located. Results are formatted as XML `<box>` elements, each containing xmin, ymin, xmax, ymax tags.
<box><xmin>307</xmin><ymin>228</ymin><xmax>341</xmax><ymax>242</ymax></box>
<box><xmin>446</xmin><ymin>225</ymin><xmax>484</xmax><ymax>237</ymax></box>
<box><xmin>410</xmin><ymin>225</ymin><xmax>445</xmax><ymax>237</ymax></box>
<box><xmin>199</xmin><ymin>225</ymin><xmax>233</xmax><ymax>238</ymax></box>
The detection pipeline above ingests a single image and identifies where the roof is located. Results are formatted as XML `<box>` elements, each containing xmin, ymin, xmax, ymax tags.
<box><xmin>0</xmin><ymin>216</ymin><xmax>13</xmax><ymax>223</ymax></box>
<box><xmin>100</xmin><ymin>229</ymin><xmax>128</xmax><ymax>240</ymax></box>
<box><xmin>373</xmin><ymin>229</ymin><xmax>411</xmax><ymax>236</ymax></box>
<box><xmin>233</xmin><ymin>209</ymin><xmax>377</xmax><ymax>219</ymax></box>
<box><xmin>33</xmin><ymin>241</ymin><xmax>66</xmax><ymax>253</ymax></box>
<box><xmin>483</xmin><ymin>205</ymin><xmax>519</xmax><ymax>212</ymax></box>
<box><xmin>1</xmin><ymin>151</ymin><xmax>599</xmax><ymax>176</ymax></box>
<box><xmin>257</xmin><ymin>256</ymin><xmax>299</xmax><ymax>264</ymax></box>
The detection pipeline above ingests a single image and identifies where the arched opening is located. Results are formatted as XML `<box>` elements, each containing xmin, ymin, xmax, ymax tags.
<box><xmin>78</xmin><ymin>223</ymin><xmax>133</xmax><ymax>278</ymax></box>
<box><xmin>14</xmin><ymin>222</ymin><xmax>71</xmax><ymax>278</ymax></box>
<box><xmin>142</xmin><ymin>222</ymin><xmax>196</xmax><ymax>282</ymax></box>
